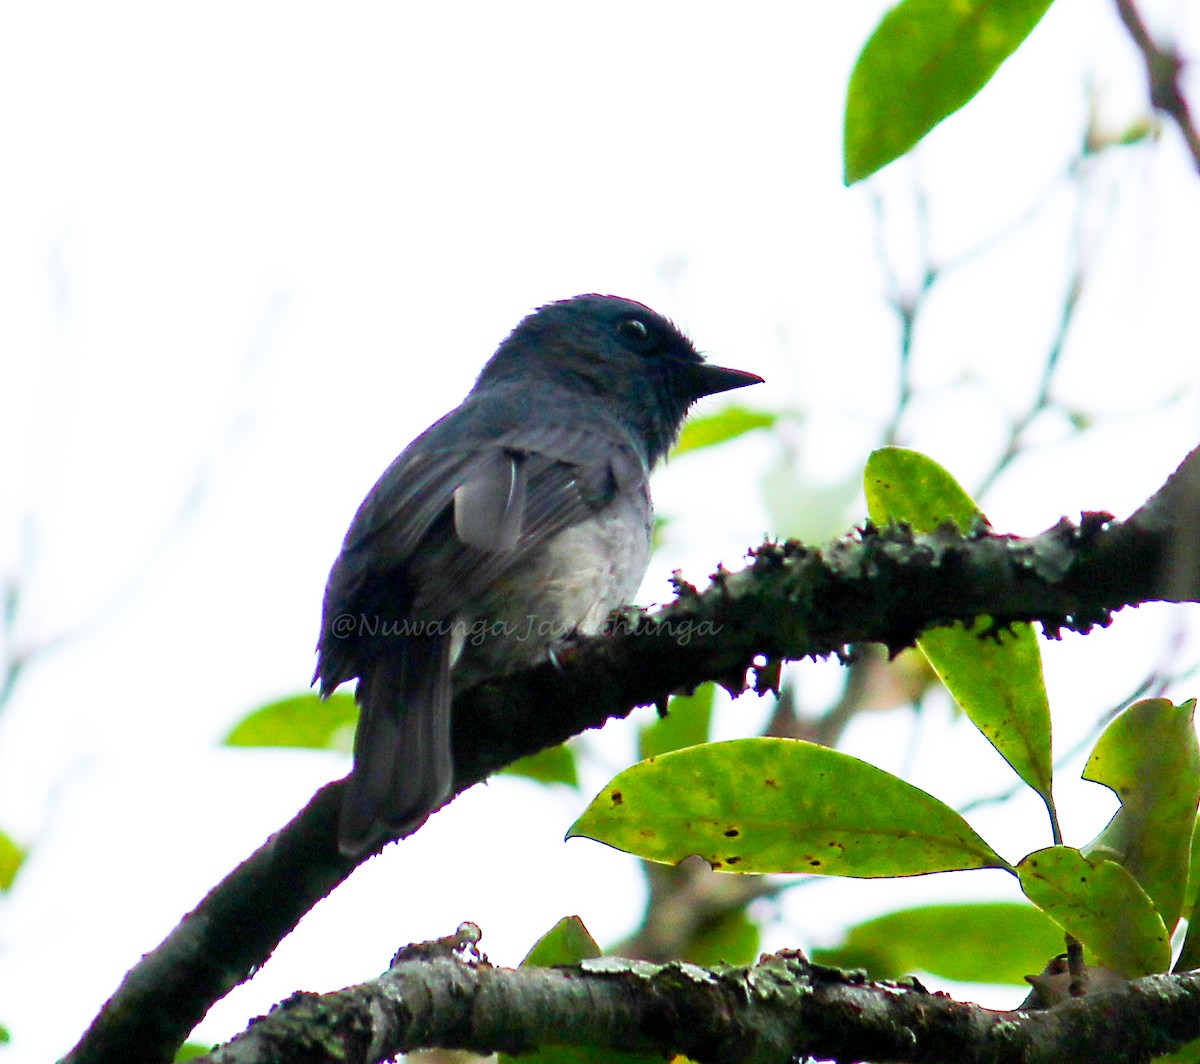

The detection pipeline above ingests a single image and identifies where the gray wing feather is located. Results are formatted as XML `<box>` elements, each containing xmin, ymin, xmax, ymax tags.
<box><xmin>453</xmin><ymin>450</ymin><xmax>524</xmax><ymax>552</ymax></box>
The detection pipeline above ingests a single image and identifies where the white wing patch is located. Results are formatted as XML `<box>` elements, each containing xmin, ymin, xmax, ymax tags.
<box><xmin>453</xmin><ymin>451</ymin><xmax>525</xmax><ymax>552</ymax></box>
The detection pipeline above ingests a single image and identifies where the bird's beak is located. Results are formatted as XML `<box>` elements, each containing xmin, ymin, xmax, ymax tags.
<box><xmin>688</xmin><ymin>363</ymin><xmax>764</xmax><ymax>399</ymax></box>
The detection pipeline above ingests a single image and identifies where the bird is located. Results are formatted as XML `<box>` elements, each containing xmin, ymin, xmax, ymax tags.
<box><xmin>315</xmin><ymin>294</ymin><xmax>762</xmax><ymax>856</ymax></box>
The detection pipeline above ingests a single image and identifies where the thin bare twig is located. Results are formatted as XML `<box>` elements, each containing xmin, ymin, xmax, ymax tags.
<box><xmin>871</xmin><ymin>186</ymin><xmax>939</xmax><ymax>447</ymax></box>
<box><xmin>1113</xmin><ymin>0</ymin><xmax>1200</xmax><ymax>172</ymax></box>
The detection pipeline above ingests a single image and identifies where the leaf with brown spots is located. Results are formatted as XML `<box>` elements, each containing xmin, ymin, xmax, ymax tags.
<box><xmin>1018</xmin><ymin>846</ymin><xmax>1171</xmax><ymax>977</ymax></box>
<box><xmin>567</xmin><ymin>737</ymin><xmax>1011</xmax><ymax>878</ymax></box>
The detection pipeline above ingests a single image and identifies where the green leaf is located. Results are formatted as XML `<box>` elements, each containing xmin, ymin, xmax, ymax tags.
<box><xmin>812</xmin><ymin>901</ymin><xmax>1066</xmax><ymax>985</ymax></box>
<box><xmin>503</xmin><ymin>918</ymin><xmax>656</xmax><ymax>1064</ymax></box>
<box><xmin>0</xmin><ymin>1023</ymin><xmax>8</xmax><ymax>1045</ymax></box>
<box><xmin>1153</xmin><ymin>1037</ymin><xmax>1200</xmax><ymax>1063</ymax></box>
<box><xmin>222</xmin><ymin>692</ymin><xmax>358</xmax><ymax>751</ymax></box>
<box><xmin>639</xmin><ymin>684</ymin><xmax>716</xmax><ymax>760</ymax></box>
<box><xmin>1186</xmin><ymin>813</ymin><xmax>1200</xmax><ymax>921</ymax></box>
<box><xmin>762</xmin><ymin>457</ymin><xmax>864</xmax><ymax>545</ymax></box>
<box><xmin>1018</xmin><ymin>845</ymin><xmax>1171</xmax><ymax>977</ymax></box>
<box><xmin>175</xmin><ymin>1044</ymin><xmax>214</xmax><ymax>1061</ymax></box>
<box><xmin>864</xmin><ymin>447</ymin><xmax>1055</xmax><ymax>810</ymax></box>
<box><xmin>865</xmin><ymin>446</ymin><xmax>987</xmax><ymax>529</ymax></box>
<box><xmin>1081</xmin><ymin>698</ymin><xmax>1200</xmax><ymax>932</ymax></box>
<box><xmin>674</xmin><ymin>406</ymin><xmax>776</xmax><ymax>457</ymax></box>
<box><xmin>918</xmin><ymin>622</ymin><xmax>1053</xmax><ymax>794</ymax></box>
<box><xmin>1173</xmin><ymin>815</ymin><xmax>1200</xmax><ymax>971</ymax></box>
<box><xmin>0</xmin><ymin>829</ymin><xmax>26</xmax><ymax>892</ymax></box>
<box><xmin>501</xmin><ymin>742</ymin><xmax>580</xmax><ymax>788</ymax></box>
<box><xmin>651</xmin><ymin>514</ymin><xmax>670</xmax><ymax>553</ymax></box>
<box><xmin>844</xmin><ymin>0</ymin><xmax>1055</xmax><ymax>183</ymax></box>
<box><xmin>520</xmin><ymin>915</ymin><xmax>602</xmax><ymax>967</ymax></box>
<box><xmin>683</xmin><ymin>907</ymin><xmax>761</xmax><ymax>968</ymax></box>
<box><xmin>569</xmin><ymin>737</ymin><xmax>1011</xmax><ymax>877</ymax></box>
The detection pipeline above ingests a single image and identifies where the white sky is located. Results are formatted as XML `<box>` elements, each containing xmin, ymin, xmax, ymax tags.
<box><xmin>1</xmin><ymin>2</ymin><xmax>1199</xmax><ymax>1060</ymax></box>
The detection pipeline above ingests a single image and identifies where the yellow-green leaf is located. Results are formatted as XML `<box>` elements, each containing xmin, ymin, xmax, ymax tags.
<box><xmin>864</xmin><ymin>447</ymin><xmax>1054</xmax><ymax>809</ymax></box>
<box><xmin>683</xmin><ymin>907</ymin><xmax>760</xmax><ymax>967</ymax></box>
<box><xmin>1152</xmin><ymin>1036</ymin><xmax>1200</xmax><ymax>1063</ymax></box>
<box><xmin>845</xmin><ymin>0</ymin><xmax>1054</xmax><ymax>183</ymax></box>
<box><xmin>1082</xmin><ymin>698</ymin><xmax>1200</xmax><ymax>932</ymax></box>
<box><xmin>569</xmin><ymin>738</ymin><xmax>1010</xmax><ymax>877</ymax></box>
<box><xmin>0</xmin><ymin>829</ymin><xmax>26</xmax><ymax>892</ymax></box>
<box><xmin>918</xmin><ymin>623</ymin><xmax>1053</xmax><ymax>793</ymax></box>
<box><xmin>674</xmin><ymin>407</ymin><xmax>775</xmax><ymax>457</ymax></box>
<box><xmin>1174</xmin><ymin>814</ymin><xmax>1200</xmax><ymax>971</ymax></box>
<box><xmin>503</xmin><ymin>919</ymin><xmax>657</xmax><ymax>1064</ymax></box>
<box><xmin>865</xmin><ymin>446</ymin><xmax>985</xmax><ymax>530</ymax></box>
<box><xmin>502</xmin><ymin>743</ymin><xmax>580</xmax><ymax>788</ymax></box>
<box><xmin>639</xmin><ymin>684</ymin><xmax>716</xmax><ymax>760</ymax></box>
<box><xmin>223</xmin><ymin>692</ymin><xmax>357</xmax><ymax>752</ymax></box>
<box><xmin>519</xmin><ymin>916</ymin><xmax>601</xmax><ymax>968</ymax></box>
<box><xmin>811</xmin><ymin>901</ymin><xmax>1066</xmax><ymax>986</ymax></box>
<box><xmin>763</xmin><ymin>458</ymin><xmax>864</xmax><ymax>545</ymax></box>
<box><xmin>1018</xmin><ymin>845</ymin><xmax>1171</xmax><ymax>977</ymax></box>
<box><xmin>1186</xmin><ymin>813</ymin><xmax>1200</xmax><ymax>922</ymax></box>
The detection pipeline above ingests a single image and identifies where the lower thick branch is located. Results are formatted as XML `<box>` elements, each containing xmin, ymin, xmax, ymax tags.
<box><xmin>196</xmin><ymin>931</ymin><xmax>1200</xmax><ymax>1064</ymax></box>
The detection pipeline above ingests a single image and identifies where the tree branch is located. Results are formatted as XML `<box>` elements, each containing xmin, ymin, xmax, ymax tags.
<box><xmin>193</xmin><ymin>924</ymin><xmax>1200</xmax><ymax>1064</ymax></box>
<box><xmin>65</xmin><ymin>444</ymin><xmax>1200</xmax><ymax>1064</ymax></box>
<box><xmin>1113</xmin><ymin>0</ymin><xmax>1200</xmax><ymax>172</ymax></box>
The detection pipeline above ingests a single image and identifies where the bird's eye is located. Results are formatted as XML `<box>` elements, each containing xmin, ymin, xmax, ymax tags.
<box><xmin>618</xmin><ymin>318</ymin><xmax>651</xmax><ymax>345</ymax></box>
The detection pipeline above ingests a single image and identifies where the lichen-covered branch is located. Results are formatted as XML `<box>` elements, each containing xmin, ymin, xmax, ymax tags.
<box><xmin>193</xmin><ymin>924</ymin><xmax>1200</xmax><ymax>1064</ymax></box>
<box><xmin>65</xmin><ymin>445</ymin><xmax>1200</xmax><ymax>1064</ymax></box>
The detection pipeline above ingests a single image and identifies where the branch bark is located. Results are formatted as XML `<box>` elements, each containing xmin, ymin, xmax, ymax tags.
<box><xmin>1113</xmin><ymin>0</ymin><xmax>1200</xmax><ymax>172</ymax></box>
<box><xmin>65</xmin><ymin>445</ymin><xmax>1200</xmax><ymax>1064</ymax></box>
<box><xmin>193</xmin><ymin>924</ymin><xmax>1200</xmax><ymax>1064</ymax></box>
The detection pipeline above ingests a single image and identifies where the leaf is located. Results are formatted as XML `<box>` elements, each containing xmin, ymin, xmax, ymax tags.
<box><xmin>569</xmin><ymin>737</ymin><xmax>1010</xmax><ymax>877</ymax></box>
<box><xmin>762</xmin><ymin>457</ymin><xmax>864</xmax><ymax>545</ymax></box>
<box><xmin>865</xmin><ymin>446</ymin><xmax>986</xmax><ymax>529</ymax></box>
<box><xmin>0</xmin><ymin>829</ymin><xmax>26</xmax><ymax>892</ymax></box>
<box><xmin>1187</xmin><ymin>813</ymin><xmax>1200</xmax><ymax>921</ymax></box>
<box><xmin>1152</xmin><ymin>1037</ymin><xmax>1200</xmax><ymax>1063</ymax></box>
<box><xmin>682</xmin><ymin>907</ymin><xmax>760</xmax><ymax>968</ymax></box>
<box><xmin>864</xmin><ymin>447</ymin><xmax>1055</xmax><ymax>810</ymax></box>
<box><xmin>503</xmin><ymin>918</ymin><xmax>659</xmax><ymax>1064</ymax></box>
<box><xmin>520</xmin><ymin>915</ymin><xmax>602</xmax><ymax>967</ymax></box>
<box><xmin>639</xmin><ymin>684</ymin><xmax>716</xmax><ymax>760</ymax></box>
<box><xmin>222</xmin><ymin>692</ymin><xmax>358</xmax><ymax>752</ymax></box>
<box><xmin>1018</xmin><ymin>846</ymin><xmax>1171</xmax><ymax>977</ymax></box>
<box><xmin>673</xmin><ymin>406</ymin><xmax>775</xmax><ymax>457</ymax></box>
<box><xmin>651</xmin><ymin>514</ymin><xmax>670</xmax><ymax>553</ymax></box>
<box><xmin>175</xmin><ymin>1044</ymin><xmax>215</xmax><ymax>1061</ymax></box>
<box><xmin>501</xmin><ymin>742</ymin><xmax>580</xmax><ymax>788</ymax></box>
<box><xmin>918</xmin><ymin>622</ymin><xmax>1053</xmax><ymax>795</ymax></box>
<box><xmin>1081</xmin><ymin>698</ymin><xmax>1200</xmax><ymax>932</ymax></box>
<box><xmin>1173</xmin><ymin>815</ymin><xmax>1200</xmax><ymax>971</ymax></box>
<box><xmin>811</xmin><ymin>901</ymin><xmax>1066</xmax><ymax>985</ymax></box>
<box><xmin>844</xmin><ymin>0</ymin><xmax>1055</xmax><ymax>182</ymax></box>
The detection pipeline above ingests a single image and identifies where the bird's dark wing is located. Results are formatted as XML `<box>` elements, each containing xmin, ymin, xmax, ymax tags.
<box><xmin>408</xmin><ymin>422</ymin><xmax>647</xmax><ymax>615</ymax></box>
<box><xmin>315</xmin><ymin>406</ymin><xmax>646</xmax><ymax>688</ymax></box>
<box><xmin>318</xmin><ymin>394</ymin><xmax>648</xmax><ymax>856</ymax></box>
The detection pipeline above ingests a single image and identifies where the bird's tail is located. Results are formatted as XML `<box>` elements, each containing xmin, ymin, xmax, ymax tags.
<box><xmin>338</xmin><ymin>635</ymin><xmax>454</xmax><ymax>857</ymax></box>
